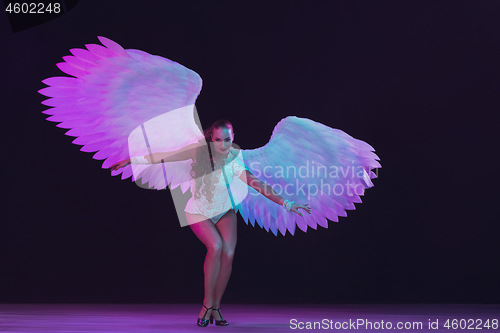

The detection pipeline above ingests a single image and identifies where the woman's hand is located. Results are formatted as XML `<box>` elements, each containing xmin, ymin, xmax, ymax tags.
<box><xmin>291</xmin><ymin>202</ymin><xmax>312</xmax><ymax>217</ymax></box>
<box><xmin>109</xmin><ymin>158</ymin><xmax>131</xmax><ymax>171</ymax></box>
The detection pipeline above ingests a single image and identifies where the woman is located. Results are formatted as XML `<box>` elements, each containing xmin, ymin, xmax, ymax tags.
<box><xmin>110</xmin><ymin>119</ymin><xmax>311</xmax><ymax>327</ymax></box>
<box><xmin>41</xmin><ymin>37</ymin><xmax>378</xmax><ymax>327</ymax></box>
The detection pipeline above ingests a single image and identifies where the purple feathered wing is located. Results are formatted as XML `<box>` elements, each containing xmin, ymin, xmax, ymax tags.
<box><xmin>38</xmin><ymin>36</ymin><xmax>203</xmax><ymax>188</ymax></box>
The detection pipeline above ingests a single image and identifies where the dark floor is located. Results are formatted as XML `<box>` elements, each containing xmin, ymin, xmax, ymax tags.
<box><xmin>0</xmin><ymin>304</ymin><xmax>498</xmax><ymax>332</ymax></box>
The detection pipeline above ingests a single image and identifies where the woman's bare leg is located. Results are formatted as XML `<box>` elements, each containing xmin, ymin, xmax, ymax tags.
<box><xmin>212</xmin><ymin>209</ymin><xmax>237</xmax><ymax>319</ymax></box>
<box><xmin>187</xmin><ymin>213</ymin><xmax>222</xmax><ymax>320</ymax></box>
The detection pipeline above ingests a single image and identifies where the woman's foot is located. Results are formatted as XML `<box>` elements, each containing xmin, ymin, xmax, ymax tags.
<box><xmin>198</xmin><ymin>304</ymin><xmax>213</xmax><ymax>320</ymax></box>
<box><xmin>211</xmin><ymin>307</ymin><xmax>229</xmax><ymax>326</ymax></box>
<box><xmin>197</xmin><ymin>304</ymin><xmax>212</xmax><ymax>327</ymax></box>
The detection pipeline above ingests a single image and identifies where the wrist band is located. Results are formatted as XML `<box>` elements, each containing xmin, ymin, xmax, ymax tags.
<box><xmin>282</xmin><ymin>199</ymin><xmax>295</xmax><ymax>212</ymax></box>
<box><xmin>131</xmin><ymin>155</ymin><xmax>149</xmax><ymax>164</ymax></box>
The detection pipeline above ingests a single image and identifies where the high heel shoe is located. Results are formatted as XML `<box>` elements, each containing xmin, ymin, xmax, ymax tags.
<box><xmin>197</xmin><ymin>304</ymin><xmax>212</xmax><ymax>327</ymax></box>
<box><xmin>211</xmin><ymin>308</ymin><xmax>229</xmax><ymax>326</ymax></box>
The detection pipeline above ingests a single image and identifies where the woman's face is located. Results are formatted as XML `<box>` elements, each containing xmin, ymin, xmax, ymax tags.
<box><xmin>211</xmin><ymin>126</ymin><xmax>234</xmax><ymax>155</ymax></box>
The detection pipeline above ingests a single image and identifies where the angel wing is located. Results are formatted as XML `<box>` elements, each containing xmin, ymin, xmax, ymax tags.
<box><xmin>234</xmin><ymin>116</ymin><xmax>381</xmax><ymax>236</ymax></box>
<box><xmin>39</xmin><ymin>36</ymin><xmax>203</xmax><ymax>190</ymax></box>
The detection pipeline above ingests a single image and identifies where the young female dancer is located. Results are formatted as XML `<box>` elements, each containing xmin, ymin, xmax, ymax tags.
<box><xmin>110</xmin><ymin>119</ymin><xmax>311</xmax><ymax>326</ymax></box>
<box><xmin>40</xmin><ymin>36</ymin><xmax>378</xmax><ymax>328</ymax></box>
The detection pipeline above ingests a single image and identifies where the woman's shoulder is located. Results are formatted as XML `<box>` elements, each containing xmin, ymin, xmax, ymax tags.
<box><xmin>228</xmin><ymin>147</ymin><xmax>248</xmax><ymax>169</ymax></box>
<box><xmin>229</xmin><ymin>146</ymin><xmax>243</xmax><ymax>157</ymax></box>
<box><xmin>228</xmin><ymin>147</ymin><xmax>243</xmax><ymax>162</ymax></box>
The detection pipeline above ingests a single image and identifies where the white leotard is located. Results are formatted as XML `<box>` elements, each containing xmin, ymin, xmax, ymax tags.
<box><xmin>184</xmin><ymin>148</ymin><xmax>248</xmax><ymax>223</ymax></box>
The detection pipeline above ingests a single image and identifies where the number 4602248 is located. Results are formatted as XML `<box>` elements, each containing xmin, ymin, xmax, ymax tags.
<box><xmin>5</xmin><ymin>3</ymin><xmax>61</xmax><ymax>14</ymax></box>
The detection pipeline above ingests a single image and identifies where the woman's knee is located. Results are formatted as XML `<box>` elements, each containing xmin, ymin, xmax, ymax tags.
<box><xmin>206</xmin><ymin>240</ymin><xmax>223</xmax><ymax>256</ymax></box>
<box><xmin>221</xmin><ymin>245</ymin><xmax>235</xmax><ymax>262</ymax></box>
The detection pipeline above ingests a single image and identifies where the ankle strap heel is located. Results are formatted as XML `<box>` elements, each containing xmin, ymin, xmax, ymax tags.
<box><xmin>197</xmin><ymin>304</ymin><xmax>213</xmax><ymax>327</ymax></box>
<box><xmin>212</xmin><ymin>308</ymin><xmax>229</xmax><ymax>326</ymax></box>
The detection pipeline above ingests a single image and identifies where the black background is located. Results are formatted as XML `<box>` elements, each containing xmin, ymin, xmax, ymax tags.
<box><xmin>1</xmin><ymin>0</ymin><xmax>499</xmax><ymax>304</ymax></box>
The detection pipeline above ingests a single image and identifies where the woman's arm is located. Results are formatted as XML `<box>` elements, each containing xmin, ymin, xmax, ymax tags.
<box><xmin>239</xmin><ymin>170</ymin><xmax>311</xmax><ymax>216</ymax></box>
<box><xmin>109</xmin><ymin>142</ymin><xmax>201</xmax><ymax>171</ymax></box>
<box><xmin>143</xmin><ymin>142</ymin><xmax>200</xmax><ymax>163</ymax></box>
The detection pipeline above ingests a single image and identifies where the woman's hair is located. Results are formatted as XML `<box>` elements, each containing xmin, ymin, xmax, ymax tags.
<box><xmin>190</xmin><ymin>119</ymin><xmax>233</xmax><ymax>201</ymax></box>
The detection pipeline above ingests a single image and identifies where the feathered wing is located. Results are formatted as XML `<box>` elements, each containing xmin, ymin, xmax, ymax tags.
<box><xmin>235</xmin><ymin>116</ymin><xmax>381</xmax><ymax>236</ymax></box>
<box><xmin>127</xmin><ymin>105</ymin><xmax>203</xmax><ymax>191</ymax></box>
<box><xmin>39</xmin><ymin>36</ymin><xmax>203</xmax><ymax>190</ymax></box>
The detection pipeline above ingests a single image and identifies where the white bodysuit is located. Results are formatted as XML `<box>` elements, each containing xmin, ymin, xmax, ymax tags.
<box><xmin>184</xmin><ymin>149</ymin><xmax>248</xmax><ymax>224</ymax></box>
